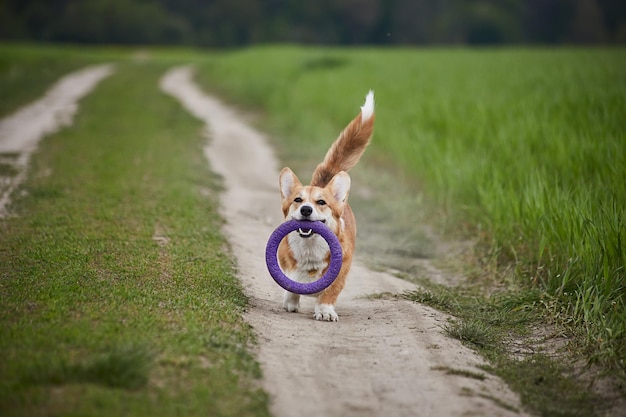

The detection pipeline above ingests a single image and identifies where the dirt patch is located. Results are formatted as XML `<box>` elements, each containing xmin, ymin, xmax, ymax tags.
<box><xmin>0</xmin><ymin>64</ymin><xmax>115</xmax><ymax>217</ymax></box>
<box><xmin>161</xmin><ymin>66</ymin><xmax>530</xmax><ymax>417</ymax></box>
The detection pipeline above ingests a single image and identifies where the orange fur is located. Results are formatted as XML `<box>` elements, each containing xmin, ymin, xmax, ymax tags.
<box><xmin>276</xmin><ymin>91</ymin><xmax>374</xmax><ymax>321</ymax></box>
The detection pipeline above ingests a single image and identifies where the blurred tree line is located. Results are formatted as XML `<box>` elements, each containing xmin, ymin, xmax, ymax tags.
<box><xmin>1</xmin><ymin>0</ymin><xmax>624</xmax><ymax>46</ymax></box>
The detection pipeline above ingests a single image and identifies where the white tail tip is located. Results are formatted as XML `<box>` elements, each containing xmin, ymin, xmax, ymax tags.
<box><xmin>360</xmin><ymin>90</ymin><xmax>375</xmax><ymax>122</ymax></box>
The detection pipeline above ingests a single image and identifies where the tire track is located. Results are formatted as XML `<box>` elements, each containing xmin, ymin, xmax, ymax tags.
<box><xmin>0</xmin><ymin>64</ymin><xmax>115</xmax><ymax>217</ymax></box>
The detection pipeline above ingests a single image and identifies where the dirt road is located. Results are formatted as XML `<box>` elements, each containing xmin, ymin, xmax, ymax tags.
<box><xmin>161</xmin><ymin>66</ymin><xmax>529</xmax><ymax>417</ymax></box>
<box><xmin>0</xmin><ymin>64</ymin><xmax>115</xmax><ymax>217</ymax></box>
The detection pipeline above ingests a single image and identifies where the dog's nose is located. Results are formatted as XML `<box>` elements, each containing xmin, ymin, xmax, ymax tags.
<box><xmin>300</xmin><ymin>205</ymin><xmax>313</xmax><ymax>217</ymax></box>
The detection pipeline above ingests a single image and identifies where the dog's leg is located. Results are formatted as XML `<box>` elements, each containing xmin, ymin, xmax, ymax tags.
<box><xmin>314</xmin><ymin>251</ymin><xmax>353</xmax><ymax>321</ymax></box>
<box><xmin>315</xmin><ymin>288</ymin><xmax>341</xmax><ymax>321</ymax></box>
<box><xmin>314</xmin><ymin>302</ymin><xmax>338</xmax><ymax>322</ymax></box>
<box><xmin>283</xmin><ymin>291</ymin><xmax>301</xmax><ymax>312</ymax></box>
<box><xmin>314</xmin><ymin>272</ymin><xmax>348</xmax><ymax>321</ymax></box>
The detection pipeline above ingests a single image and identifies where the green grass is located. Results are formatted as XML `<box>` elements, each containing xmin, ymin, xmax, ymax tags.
<box><xmin>22</xmin><ymin>345</ymin><xmax>153</xmax><ymax>390</ymax></box>
<box><xmin>443</xmin><ymin>319</ymin><xmax>498</xmax><ymax>349</ymax></box>
<box><xmin>1</xmin><ymin>41</ymin><xmax>624</xmax><ymax>416</ymax></box>
<box><xmin>430</xmin><ymin>366</ymin><xmax>486</xmax><ymax>381</ymax></box>
<box><xmin>0</xmin><ymin>44</ymin><xmax>109</xmax><ymax>117</ymax></box>
<box><xmin>0</xmin><ymin>43</ymin><xmax>204</xmax><ymax>118</ymax></box>
<box><xmin>194</xmin><ymin>45</ymin><xmax>626</xmax><ymax>376</ymax></box>
<box><xmin>0</xmin><ymin>52</ymin><xmax>269</xmax><ymax>416</ymax></box>
<box><xmin>404</xmin><ymin>283</ymin><xmax>603</xmax><ymax>417</ymax></box>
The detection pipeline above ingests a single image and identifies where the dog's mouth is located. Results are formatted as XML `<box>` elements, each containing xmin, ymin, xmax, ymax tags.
<box><xmin>298</xmin><ymin>228</ymin><xmax>314</xmax><ymax>238</ymax></box>
<box><xmin>297</xmin><ymin>219</ymin><xmax>326</xmax><ymax>238</ymax></box>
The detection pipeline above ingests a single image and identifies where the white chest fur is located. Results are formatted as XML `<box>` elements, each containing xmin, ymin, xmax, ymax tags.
<box><xmin>286</xmin><ymin>231</ymin><xmax>329</xmax><ymax>283</ymax></box>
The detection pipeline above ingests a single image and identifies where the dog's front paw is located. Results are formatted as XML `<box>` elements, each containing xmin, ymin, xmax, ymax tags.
<box><xmin>314</xmin><ymin>304</ymin><xmax>338</xmax><ymax>322</ymax></box>
<box><xmin>283</xmin><ymin>291</ymin><xmax>300</xmax><ymax>312</ymax></box>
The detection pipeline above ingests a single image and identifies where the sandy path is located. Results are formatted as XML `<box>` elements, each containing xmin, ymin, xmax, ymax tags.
<box><xmin>162</xmin><ymin>66</ymin><xmax>528</xmax><ymax>417</ymax></box>
<box><xmin>0</xmin><ymin>64</ymin><xmax>115</xmax><ymax>217</ymax></box>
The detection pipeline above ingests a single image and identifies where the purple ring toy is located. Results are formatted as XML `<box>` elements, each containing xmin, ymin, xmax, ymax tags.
<box><xmin>265</xmin><ymin>219</ymin><xmax>342</xmax><ymax>295</ymax></box>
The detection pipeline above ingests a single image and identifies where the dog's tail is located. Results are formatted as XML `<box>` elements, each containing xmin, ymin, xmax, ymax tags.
<box><xmin>311</xmin><ymin>91</ymin><xmax>375</xmax><ymax>187</ymax></box>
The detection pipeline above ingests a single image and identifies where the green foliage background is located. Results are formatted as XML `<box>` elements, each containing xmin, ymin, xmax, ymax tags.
<box><xmin>1</xmin><ymin>0</ymin><xmax>624</xmax><ymax>46</ymax></box>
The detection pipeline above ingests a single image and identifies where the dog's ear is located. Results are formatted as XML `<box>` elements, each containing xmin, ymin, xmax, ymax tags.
<box><xmin>279</xmin><ymin>167</ymin><xmax>302</xmax><ymax>201</ymax></box>
<box><xmin>327</xmin><ymin>171</ymin><xmax>351</xmax><ymax>204</ymax></box>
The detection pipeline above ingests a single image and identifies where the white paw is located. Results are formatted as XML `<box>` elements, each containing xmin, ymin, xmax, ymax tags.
<box><xmin>314</xmin><ymin>304</ymin><xmax>338</xmax><ymax>322</ymax></box>
<box><xmin>283</xmin><ymin>291</ymin><xmax>300</xmax><ymax>312</ymax></box>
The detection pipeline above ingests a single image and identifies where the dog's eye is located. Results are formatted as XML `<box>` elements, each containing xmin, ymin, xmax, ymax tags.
<box><xmin>294</xmin><ymin>197</ymin><xmax>303</xmax><ymax>203</ymax></box>
<box><xmin>316</xmin><ymin>199</ymin><xmax>326</xmax><ymax>206</ymax></box>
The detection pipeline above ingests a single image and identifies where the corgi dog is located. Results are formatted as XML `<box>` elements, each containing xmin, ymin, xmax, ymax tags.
<box><xmin>277</xmin><ymin>91</ymin><xmax>375</xmax><ymax>321</ymax></box>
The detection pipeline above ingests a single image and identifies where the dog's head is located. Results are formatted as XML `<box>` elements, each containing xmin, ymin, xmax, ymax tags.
<box><xmin>279</xmin><ymin>167</ymin><xmax>350</xmax><ymax>238</ymax></box>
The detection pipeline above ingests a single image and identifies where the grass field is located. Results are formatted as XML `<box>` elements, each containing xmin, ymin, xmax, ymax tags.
<box><xmin>196</xmin><ymin>46</ymin><xmax>626</xmax><ymax>377</ymax></box>
<box><xmin>0</xmin><ymin>48</ymin><xmax>269</xmax><ymax>416</ymax></box>
<box><xmin>0</xmin><ymin>44</ymin><xmax>119</xmax><ymax>118</ymax></box>
<box><xmin>1</xmin><ymin>42</ymin><xmax>624</xmax><ymax>416</ymax></box>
